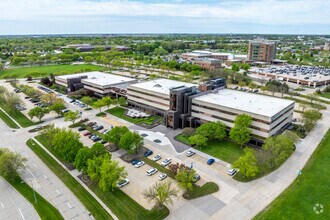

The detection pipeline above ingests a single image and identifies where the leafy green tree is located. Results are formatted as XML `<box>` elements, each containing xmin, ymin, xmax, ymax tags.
<box><xmin>118</xmin><ymin>97</ymin><xmax>127</xmax><ymax>107</ymax></box>
<box><xmin>196</xmin><ymin>121</ymin><xmax>226</xmax><ymax>141</ymax></box>
<box><xmin>234</xmin><ymin>114</ymin><xmax>252</xmax><ymax>128</ymax></box>
<box><xmin>64</xmin><ymin>110</ymin><xmax>81</xmax><ymax>124</ymax></box>
<box><xmin>301</xmin><ymin>109</ymin><xmax>322</xmax><ymax>132</ymax></box>
<box><xmin>232</xmin><ymin>148</ymin><xmax>259</xmax><ymax>178</ymax></box>
<box><xmin>189</xmin><ymin>134</ymin><xmax>208</xmax><ymax>148</ymax></box>
<box><xmin>50</xmin><ymin>101</ymin><xmax>66</xmax><ymax>116</ymax></box>
<box><xmin>74</xmin><ymin>147</ymin><xmax>90</xmax><ymax>172</ymax></box>
<box><xmin>42</xmin><ymin>93</ymin><xmax>58</xmax><ymax>105</ymax></box>
<box><xmin>87</xmin><ymin>154</ymin><xmax>106</xmax><ymax>183</ymax></box>
<box><xmin>142</xmin><ymin>181</ymin><xmax>178</xmax><ymax>209</ymax></box>
<box><xmin>175</xmin><ymin>167</ymin><xmax>196</xmax><ymax>192</ymax></box>
<box><xmin>28</xmin><ymin>106</ymin><xmax>48</xmax><ymax>122</ymax></box>
<box><xmin>104</xmin><ymin>126</ymin><xmax>129</xmax><ymax>146</ymax></box>
<box><xmin>93</xmin><ymin>99</ymin><xmax>106</xmax><ymax>113</ymax></box>
<box><xmin>0</xmin><ymin>148</ymin><xmax>27</xmax><ymax>179</ymax></box>
<box><xmin>81</xmin><ymin>96</ymin><xmax>94</xmax><ymax>108</ymax></box>
<box><xmin>101</xmin><ymin>96</ymin><xmax>112</xmax><ymax>110</ymax></box>
<box><xmin>99</xmin><ymin>157</ymin><xmax>127</xmax><ymax>192</ymax></box>
<box><xmin>229</xmin><ymin>126</ymin><xmax>251</xmax><ymax>147</ymax></box>
<box><xmin>283</xmin><ymin>130</ymin><xmax>301</xmax><ymax>144</ymax></box>
<box><xmin>4</xmin><ymin>92</ymin><xmax>22</xmax><ymax>110</ymax></box>
<box><xmin>119</xmin><ymin>131</ymin><xmax>143</xmax><ymax>154</ymax></box>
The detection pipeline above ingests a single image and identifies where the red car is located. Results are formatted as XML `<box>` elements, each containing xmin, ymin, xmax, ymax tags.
<box><xmin>83</xmin><ymin>131</ymin><xmax>92</xmax><ymax>136</ymax></box>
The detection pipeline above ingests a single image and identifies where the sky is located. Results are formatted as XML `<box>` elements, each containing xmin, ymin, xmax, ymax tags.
<box><xmin>0</xmin><ymin>0</ymin><xmax>330</xmax><ymax>35</ymax></box>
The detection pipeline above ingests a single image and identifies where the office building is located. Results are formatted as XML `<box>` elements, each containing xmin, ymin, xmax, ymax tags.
<box><xmin>181</xmin><ymin>50</ymin><xmax>229</xmax><ymax>61</ymax></box>
<box><xmin>247</xmin><ymin>39</ymin><xmax>277</xmax><ymax>64</ymax></box>
<box><xmin>193</xmin><ymin>58</ymin><xmax>223</xmax><ymax>70</ymax></box>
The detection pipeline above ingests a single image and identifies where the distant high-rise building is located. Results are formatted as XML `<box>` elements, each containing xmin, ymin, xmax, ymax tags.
<box><xmin>248</xmin><ymin>39</ymin><xmax>277</xmax><ymax>63</ymax></box>
<box><xmin>324</xmin><ymin>41</ymin><xmax>330</xmax><ymax>51</ymax></box>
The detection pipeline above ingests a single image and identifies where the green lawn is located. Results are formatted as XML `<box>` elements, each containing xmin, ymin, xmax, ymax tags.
<box><xmin>254</xmin><ymin>130</ymin><xmax>330</xmax><ymax>220</ymax></box>
<box><xmin>107</xmin><ymin>106</ymin><xmax>163</xmax><ymax>126</ymax></box>
<box><xmin>0</xmin><ymin>64</ymin><xmax>106</xmax><ymax>79</ymax></box>
<box><xmin>183</xmin><ymin>182</ymin><xmax>219</xmax><ymax>200</ymax></box>
<box><xmin>0</xmin><ymin>109</ymin><xmax>19</xmax><ymax>128</ymax></box>
<box><xmin>0</xmin><ymin>104</ymin><xmax>36</xmax><ymax>127</ymax></box>
<box><xmin>175</xmin><ymin>134</ymin><xmax>244</xmax><ymax>164</ymax></box>
<box><xmin>318</xmin><ymin>92</ymin><xmax>330</xmax><ymax>99</ymax></box>
<box><xmin>33</xmin><ymin>135</ymin><xmax>169</xmax><ymax>220</ymax></box>
<box><xmin>144</xmin><ymin>158</ymin><xmax>176</xmax><ymax>179</ymax></box>
<box><xmin>5</xmin><ymin>176</ymin><xmax>63</xmax><ymax>220</ymax></box>
<box><xmin>284</xmin><ymin>97</ymin><xmax>326</xmax><ymax>110</ymax></box>
<box><xmin>26</xmin><ymin>139</ymin><xmax>114</xmax><ymax>220</ymax></box>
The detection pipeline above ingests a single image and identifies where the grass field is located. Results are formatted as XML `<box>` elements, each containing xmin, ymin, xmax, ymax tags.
<box><xmin>33</xmin><ymin>135</ymin><xmax>169</xmax><ymax>220</ymax></box>
<box><xmin>5</xmin><ymin>176</ymin><xmax>64</xmax><ymax>220</ymax></box>
<box><xmin>175</xmin><ymin>134</ymin><xmax>244</xmax><ymax>164</ymax></box>
<box><xmin>0</xmin><ymin>104</ymin><xmax>36</xmax><ymax>127</ymax></box>
<box><xmin>284</xmin><ymin>97</ymin><xmax>326</xmax><ymax>110</ymax></box>
<box><xmin>0</xmin><ymin>64</ymin><xmax>106</xmax><ymax>79</ymax></box>
<box><xmin>0</xmin><ymin>109</ymin><xmax>20</xmax><ymax>128</ymax></box>
<box><xmin>107</xmin><ymin>106</ymin><xmax>163</xmax><ymax>126</ymax></box>
<box><xmin>183</xmin><ymin>182</ymin><xmax>219</xmax><ymax>200</ymax></box>
<box><xmin>254</xmin><ymin>129</ymin><xmax>330</xmax><ymax>220</ymax></box>
<box><xmin>318</xmin><ymin>92</ymin><xmax>330</xmax><ymax>99</ymax></box>
<box><xmin>26</xmin><ymin>139</ymin><xmax>114</xmax><ymax>220</ymax></box>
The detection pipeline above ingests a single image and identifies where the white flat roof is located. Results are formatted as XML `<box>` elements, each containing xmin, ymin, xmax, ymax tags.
<box><xmin>129</xmin><ymin>79</ymin><xmax>197</xmax><ymax>95</ymax></box>
<box><xmin>193</xmin><ymin>89</ymin><xmax>294</xmax><ymax>118</ymax></box>
<box><xmin>56</xmin><ymin>72</ymin><xmax>136</xmax><ymax>86</ymax></box>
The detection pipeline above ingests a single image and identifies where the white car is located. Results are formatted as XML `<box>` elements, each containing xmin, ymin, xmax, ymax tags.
<box><xmin>227</xmin><ymin>169</ymin><xmax>237</xmax><ymax>176</ymax></box>
<box><xmin>158</xmin><ymin>173</ymin><xmax>167</xmax><ymax>181</ymax></box>
<box><xmin>162</xmin><ymin>158</ymin><xmax>172</xmax><ymax>167</ymax></box>
<box><xmin>147</xmin><ymin>168</ymin><xmax>158</xmax><ymax>176</ymax></box>
<box><xmin>152</xmin><ymin>154</ymin><xmax>161</xmax><ymax>161</ymax></box>
<box><xmin>186</xmin><ymin>150</ymin><xmax>196</xmax><ymax>157</ymax></box>
<box><xmin>134</xmin><ymin>161</ymin><xmax>145</xmax><ymax>168</ymax></box>
<box><xmin>117</xmin><ymin>179</ymin><xmax>129</xmax><ymax>188</ymax></box>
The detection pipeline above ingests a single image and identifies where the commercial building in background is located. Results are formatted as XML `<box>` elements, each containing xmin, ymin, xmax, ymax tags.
<box><xmin>127</xmin><ymin>78</ymin><xmax>294</xmax><ymax>145</ymax></box>
<box><xmin>55</xmin><ymin>72</ymin><xmax>138</xmax><ymax>97</ymax></box>
<box><xmin>247</xmin><ymin>39</ymin><xmax>277</xmax><ymax>64</ymax></box>
<box><xmin>324</xmin><ymin>41</ymin><xmax>330</xmax><ymax>51</ymax></box>
<box><xmin>60</xmin><ymin>44</ymin><xmax>130</xmax><ymax>52</ymax></box>
<box><xmin>193</xmin><ymin>58</ymin><xmax>223</xmax><ymax>70</ymax></box>
<box><xmin>181</xmin><ymin>50</ymin><xmax>230</xmax><ymax>61</ymax></box>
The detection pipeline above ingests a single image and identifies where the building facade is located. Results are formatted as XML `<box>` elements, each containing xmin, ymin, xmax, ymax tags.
<box><xmin>248</xmin><ymin>39</ymin><xmax>277</xmax><ymax>63</ymax></box>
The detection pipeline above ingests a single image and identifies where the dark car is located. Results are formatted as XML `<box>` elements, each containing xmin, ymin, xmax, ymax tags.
<box><xmin>83</xmin><ymin>131</ymin><xmax>92</xmax><ymax>136</ymax></box>
<box><xmin>78</xmin><ymin>127</ymin><xmax>86</xmax><ymax>131</ymax></box>
<box><xmin>207</xmin><ymin>158</ymin><xmax>215</xmax><ymax>165</ymax></box>
<box><xmin>144</xmin><ymin>150</ymin><xmax>153</xmax><ymax>157</ymax></box>
<box><xmin>93</xmin><ymin>137</ymin><xmax>102</xmax><ymax>142</ymax></box>
<box><xmin>101</xmin><ymin>140</ymin><xmax>107</xmax><ymax>144</ymax></box>
<box><xmin>131</xmin><ymin>159</ymin><xmax>141</xmax><ymax>165</ymax></box>
<box><xmin>95</xmin><ymin>125</ymin><xmax>104</xmax><ymax>131</ymax></box>
<box><xmin>192</xmin><ymin>174</ymin><xmax>201</xmax><ymax>183</ymax></box>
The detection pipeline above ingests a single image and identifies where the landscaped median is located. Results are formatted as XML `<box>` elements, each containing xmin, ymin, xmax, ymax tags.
<box><xmin>29</xmin><ymin>136</ymin><xmax>170</xmax><ymax>220</ymax></box>
<box><xmin>0</xmin><ymin>104</ymin><xmax>37</xmax><ymax>127</ymax></box>
<box><xmin>26</xmin><ymin>139</ymin><xmax>114</xmax><ymax>220</ymax></box>
<box><xmin>0</xmin><ymin>108</ymin><xmax>20</xmax><ymax>128</ymax></box>
<box><xmin>4</xmin><ymin>176</ymin><xmax>64</xmax><ymax>220</ymax></box>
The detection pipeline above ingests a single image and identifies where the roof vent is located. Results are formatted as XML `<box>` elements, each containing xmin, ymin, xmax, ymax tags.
<box><xmin>153</xmin><ymin>84</ymin><xmax>162</xmax><ymax>88</ymax></box>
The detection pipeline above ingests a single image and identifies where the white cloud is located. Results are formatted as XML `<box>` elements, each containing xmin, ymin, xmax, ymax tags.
<box><xmin>0</xmin><ymin>0</ymin><xmax>329</xmax><ymax>25</ymax></box>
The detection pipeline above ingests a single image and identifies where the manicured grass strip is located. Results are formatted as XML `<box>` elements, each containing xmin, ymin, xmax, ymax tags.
<box><xmin>26</xmin><ymin>139</ymin><xmax>113</xmax><ymax>220</ymax></box>
<box><xmin>107</xmin><ymin>106</ymin><xmax>162</xmax><ymax>125</ymax></box>
<box><xmin>0</xmin><ymin>64</ymin><xmax>106</xmax><ymax>79</ymax></box>
<box><xmin>254</xmin><ymin>129</ymin><xmax>330</xmax><ymax>220</ymax></box>
<box><xmin>183</xmin><ymin>182</ymin><xmax>219</xmax><ymax>200</ymax></box>
<box><xmin>0</xmin><ymin>109</ymin><xmax>19</xmax><ymax>128</ymax></box>
<box><xmin>0</xmin><ymin>104</ymin><xmax>36</xmax><ymax>127</ymax></box>
<box><xmin>33</xmin><ymin>135</ymin><xmax>169</xmax><ymax>220</ymax></box>
<box><xmin>300</xmin><ymin>94</ymin><xmax>330</xmax><ymax>104</ymax></box>
<box><xmin>284</xmin><ymin>97</ymin><xmax>326</xmax><ymax>109</ymax></box>
<box><xmin>318</xmin><ymin>92</ymin><xmax>330</xmax><ymax>99</ymax></box>
<box><xmin>4</xmin><ymin>175</ymin><xmax>64</xmax><ymax>220</ymax></box>
<box><xmin>176</xmin><ymin>134</ymin><xmax>244</xmax><ymax>164</ymax></box>
<box><xmin>144</xmin><ymin>158</ymin><xmax>176</xmax><ymax>179</ymax></box>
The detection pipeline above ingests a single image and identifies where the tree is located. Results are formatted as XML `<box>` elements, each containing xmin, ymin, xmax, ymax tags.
<box><xmin>196</xmin><ymin>121</ymin><xmax>226</xmax><ymax>141</ymax></box>
<box><xmin>50</xmin><ymin>101</ymin><xmax>66</xmax><ymax>116</ymax></box>
<box><xmin>4</xmin><ymin>92</ymin><xmax>22</xmax><ymax>110</ymax></box>
<box><xmin>268</xmin><ymin>84</ymin><xmax>278</xmax><ymax>96</ymax></box>
<box><xmin>283</xmin><ymin>130</ymin><xmax>301</xmax><ymax>144</ymax></box>
<box><xmin>99</xmin><ymin>156</ymin><xmax>127</xmax><ymax>192</ymax></box>
<box><xmin>118</xmin><ymin>97</ymin><xmax>127</xmax><ymax>107</ymax></box>
<box><xmin>175</xmin><ymin>167</ymin><xmax>197</xmax><ymax>192</ymax></box>
<box><xmin>101</xmin><ymin>96</ymin><xmax>112</xmax><ymax>110</ymax></box>
<box><xmin>64</xmin><ymin>110</ymin><xmax>81</xmax><ymax>124</ymax></box>
<box><xmin>93</xmin><ymin>99</ymin><xmax>106</xmax><ymax>113</ymax></box>
<box><xmin>232</xmin><ymin>148</ymin><xmax>259</xmax><ymax>178</ymax></box>
<box><xmin>87</xmin><ymin>154</ymin><xmax>105</xmax><ymax>183</ymax></box>
<box><xmin>229</xmin><ymin>126</ymin><xmax>251</xmax><ymax>147</ymax></box>
<box><xmin>0</xmin><ymin>148</ymin><xmax>27</xmax><ymax>179</ymax></box>
<box><xmin>42</xmin><ymin>93</ymin><xmax>58</xmax><ymax>105</ymax></box>
<box><xmin>142</xmin><ymin>181</ymin><xmax>178</xmax><ymax>209</ymax></box>
<box><xmin>104</xmin><ymin>126</ymin><xmax>129</xmax><ymax>146</ymax></box>
<box><xmin>248</xmin><ymin>82</ymin><xmax>258</xmax><ymax>90</ymax></box>
<box><xmin>189</xmin><ymin>134</ymin><xmax>208</xmax><ymax>148</ymax></box>
<box><xmin>74</xmin><ymin>147</ymin><xmax>90</xmax><ymax>172</ymax></box>
<box><xmin>119</xmin><ymin>131</ymin><xmax>144</xmax><ymax>154</ymax></box>
<box><xmin>28</xmin><ymin>106</ymin><xmax>48</xmax><ymax>122</ymax></box>
<box><xmin>234</xmin><ymin>114</ymin><xmax>252</xmax><ymax>128</ymax></box>
<box><xmin>301</xmin><ymin>109</ymin><xmax>322</xmax><ymax>132</ymax></box>
<box><xmin>81</xmin><ymin>96</ymin><xmax>94</xmax><ymax>108</ymax></box>
<box><xmin>181</xmin><ymin>127</ymin><xmax>196</xmax><ymax>137</ymax></box>
<box><xmin>40</xmin><ymin>123</ymin><xmax>60</xmax><ymax>143</ymax></box>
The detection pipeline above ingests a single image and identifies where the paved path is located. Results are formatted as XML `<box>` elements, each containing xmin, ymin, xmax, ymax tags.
<box><xmin>0</xmin><ymin>177</ymin><xmax>39</xmax><ymax>220</ymax></box>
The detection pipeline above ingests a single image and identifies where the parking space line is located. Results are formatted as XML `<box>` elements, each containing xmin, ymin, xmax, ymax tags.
<box><xmin>0</xmin><ymin>202</ymin><xmax>4</xmax><ymax>208</ymax></box>
<box><xmin>18</xmin><ymin>208</ymin><xmax>25</xmax><ymax>220</ymax></box>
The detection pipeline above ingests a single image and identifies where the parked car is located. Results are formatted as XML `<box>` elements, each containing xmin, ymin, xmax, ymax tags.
<box><xmin>89</xmin><ymin>134</ymin><xmax>96</xmax><ymax>139</ymax></box>
<box><xmin>227</xmin><ymin>169</ymin><xmax>237</xmax><ymax>176</ymax></box>
<box><xmin>186</xmin><ymin>150</ymin><xmax>196</xmax><ymax>157</ymax></box>
<box><xmin>93</xmin><ymin>137</ymin><xmax>102</xmax><ymax>142</ymax></box>
<box><xmin>134</xmin><ymin>161</ymin><xmax>145</xmax><ymax>168</ymax></box>
<box><xmin>192</xmin><ymin>174</ymin><xmax>201</xmax><ymax>183</ymax></box>
<box><xmin>158</xmin><ymin>173</ymin><xmax>167</xmax><ymax>181</ymax></box>
<box><xmin>78</xmin><ymin>127</ymin><xmax>86</xmax><ymax>131</ymax></box>
<box><xmin>101</xmin><ymin>140</ymin><xmax>107</xmax><ymax>144</ymax></box>
<box><xmin>162</xmin><ymin>158</ymin><xmax>171</xmax><ymax>167</ymax></box>
<box><xmin>24</xmin><ymin>96</ymin><xmax>30</xmax><ymax>99</ymax></box>
<box><xmin>152</xmin><ymin>154</ymin><xmax>161</xmax><ymax>161</ymax></box>
<box><xmin>117</xmin><ymin>179</ymin><xmax>129</xmax><ymax>188</ymax></box>
<box><xmin>83</xmin><ymin>131</ymin><xmax>92</xmax><ymax>136</ymax></box>
<box><xmin>102</xmin><ymin>129</ymin><xmax>109</xmax><ymax>134</ymax></box>
<box><xmin>87</xmin><ymin>122</ymin><xmax>96</xmax><ymax>127</ymax></box>
<box><xmin>144</xmin><ymin>149</ymin><xmax>153</xmax><ymax>157</ymax></box>
<box><xmin>207</xmin><ymin>158</ymin><xmax>215</xmax><ymax>165</ymax></box>
<box><xmin>95</xmin><ymin>125</ymin><xmax>104</xmax><ymax>131</ymax></box>
<box><xmin>147</xmin><ymin>168</ymin><xmax>158</xmax><ymax>176</ymax></box>
<box><xmin>131</xmin><ymin>159</ymin><xmax>141</xmax><ymax>165</ymax></box>
<box><xmin>61</xmin><ymin>109</ymin><xmax>70</xmax><ymax>114</ymax></box>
